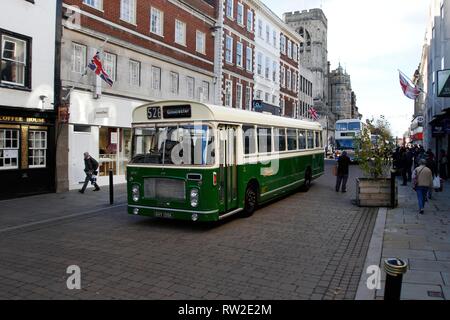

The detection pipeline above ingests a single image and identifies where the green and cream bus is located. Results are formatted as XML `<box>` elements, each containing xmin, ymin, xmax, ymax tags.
<box><xmin>127</xmin><ymin>100</ymin><xmax>324</xmax><ymax>222</ymax></box>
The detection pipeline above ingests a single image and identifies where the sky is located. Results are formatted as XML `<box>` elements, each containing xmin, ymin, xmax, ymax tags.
<box><xmin>264</xmin><ymin>0</ymin><xmax>430</xmax><ymax>137</ymax></box>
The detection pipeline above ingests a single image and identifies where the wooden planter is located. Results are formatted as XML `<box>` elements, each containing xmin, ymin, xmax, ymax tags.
<box><xmin>356</xmin><ymin>178</ymin><xmax>398</xmax><ymax>207</ymax></box>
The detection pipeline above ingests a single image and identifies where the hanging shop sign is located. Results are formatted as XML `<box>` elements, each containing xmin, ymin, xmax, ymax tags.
<box><xmin>437</xmin><ymin>69</ymin><xmax>450</xmax><ymax>97</ymax></box>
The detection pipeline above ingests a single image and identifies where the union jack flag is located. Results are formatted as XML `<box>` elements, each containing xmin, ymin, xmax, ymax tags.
<box><xmin>308</xmin><ymin>107</ymin><xmax>319</xmax><ymax>121</ymax></box>
<box><xmin>88</xmin><ymin>52</ymin><xmax>114</xmax><ymax>87</ymax></box>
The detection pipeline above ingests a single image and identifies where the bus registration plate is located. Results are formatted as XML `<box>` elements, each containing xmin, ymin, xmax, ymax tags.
<box><xmin>154</xmin><ymin>211</ymin><xmax>173</xmax><ymax>219</ymax></box>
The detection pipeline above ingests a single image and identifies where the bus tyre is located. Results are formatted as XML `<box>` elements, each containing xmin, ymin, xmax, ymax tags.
<box><xmin>301</xmin><ymin>169</ymin><xmax>312</xmax><ymax>192</ymax></box>
<box><xmin>242</xmin><ymin>185</ymin><xmax>258</xmax><ymax>217</ymax></box>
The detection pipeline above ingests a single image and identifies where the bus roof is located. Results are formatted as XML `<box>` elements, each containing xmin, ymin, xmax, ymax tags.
<box><xmin>336</xmin><ymin>119</ymin><xmax>364</xmax><ymax>123</ymax></box>
<box><xmin>132</xmin><ymin>100</ymin><xmax>322</xmax><ymax>130</ymax></box>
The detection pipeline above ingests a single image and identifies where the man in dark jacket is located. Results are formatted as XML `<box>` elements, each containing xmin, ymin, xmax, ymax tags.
<box><xmin>336</xmin><ymin>151</ymin><xmax>351</xmax><ymax>193</ymax></box>
<box><xmin>79</xmin><ymin>152</ymin><xmax>100</xmax><ymax>193</ymax></box>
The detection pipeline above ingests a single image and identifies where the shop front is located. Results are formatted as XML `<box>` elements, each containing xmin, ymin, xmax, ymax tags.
<box><xmin>67</xmin><ymin>90</ymin><xmax>144</xmax><ymax>190</ymax></box>
<box><xmin>0</xmin><ymin>107</ymin><xmax>55</xmax><ymax>199</ymax></box>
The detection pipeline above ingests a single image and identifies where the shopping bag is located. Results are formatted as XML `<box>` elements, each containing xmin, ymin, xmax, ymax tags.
<box><xmin>332</xmin><ymin>165</ymin><xmax>337</xmax><ymax>176</ymax></box>
<box><xmin>433</xmin><ymin>176</ymin><xmax>441</xmax><ymax>190</ymax></box>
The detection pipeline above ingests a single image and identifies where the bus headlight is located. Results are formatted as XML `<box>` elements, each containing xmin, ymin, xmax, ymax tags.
<box><xmin>190</xmin><ymin>188</ymin><xmax>199</xmax><ymax>207</ymax></box>
<box><xmin>132</xmin><ymin>185</ymin><xmax>140</xmax><ymax>202</ymax></box>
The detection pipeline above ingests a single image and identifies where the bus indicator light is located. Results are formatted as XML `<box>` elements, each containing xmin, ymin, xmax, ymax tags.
<box><xmin>213</xmin><ymin>172</ymin><xmax>217</xmax><ymax>186</ymax></box>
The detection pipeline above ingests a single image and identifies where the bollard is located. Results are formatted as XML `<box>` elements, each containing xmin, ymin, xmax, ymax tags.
<box><xmin>109</xmin><ymin>169</ymin><xmax>114</xmax><ymax>205</ymax></box>
<box><xmin>384</xmin><ymin>258</ymin><xmax>408</xmax><ymax>300</ymax></box>
<box><xmin>390</xmin><ymin>169</ymin><xmax>397</xmax><ymax>208</ymax></box>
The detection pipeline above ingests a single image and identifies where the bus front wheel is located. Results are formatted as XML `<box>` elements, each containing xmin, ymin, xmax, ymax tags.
<box><xmin>242</xmin><ymin>184</ymin><xmax>258</xmax><ymax>217</ymax></box>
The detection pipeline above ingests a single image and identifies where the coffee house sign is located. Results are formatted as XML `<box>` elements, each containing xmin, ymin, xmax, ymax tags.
<box><xmin>0</xmin><ymin>116</ymin><xmax>46</xmax><ymax>124</ymax></box>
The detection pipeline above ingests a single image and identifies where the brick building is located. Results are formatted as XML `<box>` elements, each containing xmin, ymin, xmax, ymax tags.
<box><xmin>57</xmin><ymin>0</ymin><xmax>217</xmax><ymax>191</ymax></box>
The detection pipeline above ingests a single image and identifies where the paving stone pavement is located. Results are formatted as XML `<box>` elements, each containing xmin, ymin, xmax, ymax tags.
<box><xmin>375</xmin><ymin>177</ymin><xmax>450</xmax><ymax>300</ymax></box>
<box><xmin>0</xmin><ymin>161</ymin><xmax>377</xmax><ymax>300</ymax></box>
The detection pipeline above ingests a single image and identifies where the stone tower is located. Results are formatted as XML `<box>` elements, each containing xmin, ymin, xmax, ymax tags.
<box><xmin>283</xmin><ymin>9</ymin><xmax>328</xmax><ymax>115</ymax></box>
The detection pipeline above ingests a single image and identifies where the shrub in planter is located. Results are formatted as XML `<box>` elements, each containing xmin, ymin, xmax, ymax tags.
<box><xmin>353</xmin><ymin>118</ymin><xmax>396</xmax><ymax>207</ymax></box>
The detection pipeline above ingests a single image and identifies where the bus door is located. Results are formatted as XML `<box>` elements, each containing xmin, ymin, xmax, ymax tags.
<box><xmin>218</xmin><ymin>125</ymin><xmax>238</xmax><ymax>213</ymax></box>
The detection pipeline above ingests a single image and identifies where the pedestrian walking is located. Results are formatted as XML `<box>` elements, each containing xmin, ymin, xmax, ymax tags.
<box><xmin>335</xmin><ymin>151</ymin><xmax>351</xmax><ymax>193</ymax></box>
<box><xmin>399</xmin><ymin>147</ymin><xmax>408</xmax><ymax>186</ymax></box>
<box><xmin>412</xmin><ymin>159</ymin><xmax>433</xmax><ymax>214</ymax></box>
<box><xmin>406</xmin><ymin>147</ymin><xmax>413</xmax><ymax>181</ymax></box>
<box><xmin>79</xmin><ymin>152</ymin><xmax>100</xmax><ymax>194</ymax></box>
<box><xmin>439</xmin><ymin>149</ymin><xmax>448</xmax><ymax>181</ymax></box>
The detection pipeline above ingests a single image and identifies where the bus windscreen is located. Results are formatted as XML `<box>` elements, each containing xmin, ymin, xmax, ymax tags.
<box><xmin>131</xmin><ymin>124</ymin><xmax>214</xmax><ymax>165</ymax></box>
<box><xmin>336</xmin><ymin>139</ymin><xmax>354</xmax><ymax>150</ymax></box>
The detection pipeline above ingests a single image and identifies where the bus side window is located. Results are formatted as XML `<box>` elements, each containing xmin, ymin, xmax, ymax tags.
<box><xmin>298</xmin><ymin>130</ymin><xmax>306</xmax><ymax>150</ymax></box>
<box><xmin>257</xmin><ymin>127</ymin><xmax>272</xmax><ymax>154</ymax></box>
<box><xmin>307</xmin><ymin>130</ymin><xmax>314</xmax><ymax>149</ymax></box>
<box><xmin>242</xmin><ymin>125</ymin><xmax>256</xmax><ymax>155</ymax></box>
<box><xmin>287</xmin><ymin>129</ymin><xmax>297</xmax><ymax>151</ymax></box>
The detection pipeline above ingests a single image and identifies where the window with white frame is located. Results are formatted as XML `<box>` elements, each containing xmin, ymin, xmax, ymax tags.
<box><xmin>1</xmin><ymin>34</ymin><xmax>29</xmax><ymax>87</ymax></box>
<box><xmin>202</xmin><ymin>81</ymin><xmax>209</xmax><ymax>101</ymax></box>
<box><xmin>280</xmin><ymin>35</ymin><xmax>286</xmax><ymax>54</ymax></box>
<box><xmin>120</xmin><ymin>0</ymin><xmax>136</xmax><ymax>24</ymax></box>
<box><xmin>287</xmin><ymin>40</ymin><xmax>292</xmax><ymax>59</ymax></box>
<box><xmin>150</xmin><ymin>7</ymin><xmax>164</xmax><ymax>36</ymax></box>
<box><xmin>280</xmin><ymin>98</ymin><xmax>285</xmax><ymax>115</ymax></box>
<box><xmin>247</xmin><ymin>10</ymin><xmax>253</xmax><ymax>32</ymax></box>
<box><xmin>225</xmin><ymin>35</ymin><xmax>233</xmax><ymax>64</ymax></box>
<box><xmin>280</xmin><ymin>66</ymin><xmax>285</xmax><ymax>87</ymax></box>
<box><xmin>103</xmin><ymin>52</ymin><xmax>116</xmax><ymax>81</ymax></box>
<box><xmin>226</xmin><ymin>0</ymin><xmax>233</xmax><ymax>19</ymax></box>
<box><xmin>237</xmin><ymin>3</ymin><xmax>244</xmax><ymax>25</ymax></box>
<box><xmin>129</xmin><ymin>59</ymin><xmax>140</xmax><ymax>86</ymax></box>
<box><xmin>293</xmin><ymin>43</ymin><xmax>298</xmax><ymax>61</ymax></box>
<box><xmin>272</xmin><ymin>95</ymin><xmax>277</xmax><ymax>105</ymax></box>
<box><xmin>258</xmin><ymin>20</ymin><xmax>263</xmax><ymax>38</ymax></box>
<box><xmin>151</xmin><ymin>66</ymin><xmax>161</xmax><ymax>90</ymax></box>
<box><xmin>83</xmin><ymin>0</ymin><xmax>102</xmax><ymax>10</ymax></box>
<box><xmin>170</xmin><ymin>71</ymin><xmax>179</xmax><ymax>94</ymax></box>
<box><xmin>245</xmin><ymin>86</ymin><xmax>252</xmax><ymax>110</ymax></box>
<box><xmin>272</xmin><ymin>30</ymin><xmax>277</xmax><ymax>48</ymax></box>
<box><xmin>265</xmin><ymin>56</ymin><xmax>270</xmax><ymax>79</ymax></box>
<box><xmin>272</xmin><ymin>61</ymin><xmax>277</xmax><ymax>82</ymax></box>
<box><xmin>71</xmin><ymin>43</ymin><xmax>86</xmax><ymax>74</ymax></box>
<box><xmin>187</xmin><ymin>76</ymin><xmax>195</xmax><ymax>99</ymax></box>
<box><xmin>286</xmin><ymin>70</ymin><xmax>291</xmax><ymax>90</ymax></box>
<box><xmin>196</xmin><ymin>31</ymin><xmax>206</xmax><ymax>54</ymax></box>
<box><xmin>175</xmin><ymin>20</ymin><xmax>186</xmax><ymax>46</ymax></box>
<box><xmin>265</xmin><ymin>92</ymin><xmax>269</xmax><ymax>102</ymax></box>
<box><xmin>28</xmin><ymin>131</ymin><xmax>47</xmax><ymax>168</ymax></box>
<box><xmin>236</xmin><ymin>83</ymin><xmax>243</xmax><ymax>109</ymax></box>
<box><xmin>266</xmin><ymin>25</ymin><xmax>270</xmax><ymax>44</ymax></box>
<box><xmin>292</xmin><ymin>72</ymin><xmax>297</xmax><ymax>92</ymax></box>
<box><xmin>256</xmin><ymin>90</ymin><xmax>262</xmax><ymax>100</ymax></box>
<box><xmin>0</xmin><ymin>129</ymin><xmax>19</xmax><ymax>170</ymax></box>
<box><xmin>236</xmin><ymin>42</ymin><xmax>243</xmax><ymax>67</ymax></box>
<box><xmin>225</xmin><ymin>80</ymin><xmax>232</xmax><ymax>107</ymax></box>
<box><xmin>246</xmin><ymin>47</ymin><xmax>252</xmax><ymax>72</ymax></box>
<box><xmin>257</xmin><ymin>52</ymin><xmax>262</xmax><ymax>75</ymax></box>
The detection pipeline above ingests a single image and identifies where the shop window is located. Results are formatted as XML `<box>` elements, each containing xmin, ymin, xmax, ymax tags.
<box><xmin>99</xmin><ymin>127</ymin><xmax>132</xmax><ymax>177</ymax></box>
<box><xmin>28</xmin><ymin>131</ymin><xmax>47</xmax><ymax>168</ymax></box>
<box><xmin>0</xmin><ymin>129</ymin><xmax>19</xmax><ymax>170</ymax></box>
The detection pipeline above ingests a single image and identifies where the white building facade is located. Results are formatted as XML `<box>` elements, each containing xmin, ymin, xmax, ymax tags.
<box><xmin>253</xmin><ymin>3</ymin><xmax>281</xmax><ymax>109</ymax></box>
<box><xmin>0</xmin><ymin>0</ymin><xmax>58</xmax><ymax>199</ymax></box>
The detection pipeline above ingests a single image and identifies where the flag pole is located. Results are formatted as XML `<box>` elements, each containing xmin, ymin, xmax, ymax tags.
<box><xmin>63</xmin><ymin>37</ymin><xmax>109</xmax><ymax>101</ymax></box>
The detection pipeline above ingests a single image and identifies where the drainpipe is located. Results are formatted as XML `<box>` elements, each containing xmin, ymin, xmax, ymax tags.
<box><xmin>212</xmin><ymin>0</ymin><xmax>224</xmax><ymax>105</ymax></box>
